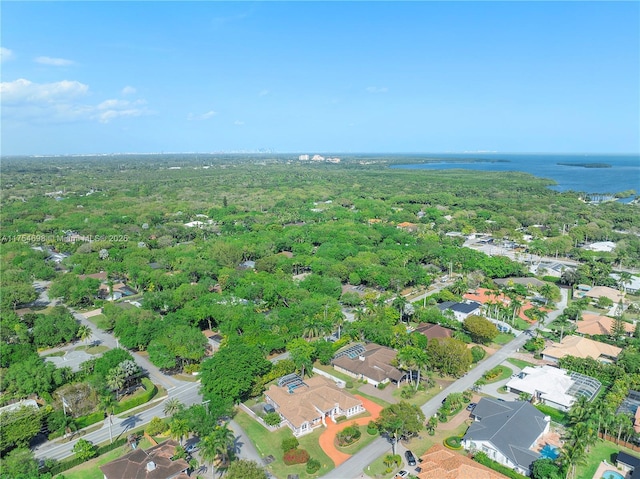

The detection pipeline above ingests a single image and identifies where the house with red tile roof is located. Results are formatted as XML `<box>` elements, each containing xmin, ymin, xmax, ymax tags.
<box><xmin>99</xmin><ymin>440</ymin><xmax>189</xmax><ymax>479</ymax></box>
<box><xmin>417</xmin><ymin>444</ymin><xmax>509</xmax><ymax>479</ymax></box>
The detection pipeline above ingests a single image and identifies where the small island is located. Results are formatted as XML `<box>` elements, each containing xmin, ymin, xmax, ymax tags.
<box><xmin>557</xmin><ymin>162</ymin><xmax>612</xmax><ymax>168</ymax></box>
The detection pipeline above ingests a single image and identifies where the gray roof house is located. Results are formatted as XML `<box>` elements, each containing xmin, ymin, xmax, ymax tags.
<box><xmin>437</xmin><ymin>300</ymin><xmax>482</xmax><ymax>321</ymax></box>
<box><xmin>462</xmin><ymin>398</ymin><xmax>550</xmax><ymax>476</ymax></box>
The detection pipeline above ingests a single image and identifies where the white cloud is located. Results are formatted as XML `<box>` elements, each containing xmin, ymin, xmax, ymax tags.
<box><xmin>0</xmin><ymin>47</ymin><xmax>14</xmax><ymax>63</ymax></box>
<box><xmin>0</xmin><ymin>78</ymin><xmax>151</xmax><ymax>124</ymax></box>
<box><xmin>187</xmin><ymin>110</ymin><xmax>217</xmax><ymax>121</ymax></box>
<box><xmin>234</xmin><ymin>120</ymin><xmax>244</xmax><ymax>126</ymax></box>
<box><xmin>365</xmin><ymin>86</ymin><xmax>388</xmax><ymax>94</ymax></box>
<box><xmin>259</xmin><ymin>89</ymin><xmax>270</xmax><ymax>97</ymax></box>
<box><xmin>121</xmin><ymin>85</ymin><xmax>137</xmax><ymax>95</ymax></box>
<box><xmin>35</xmin><ymin>56</ymin><xmax>75</xmax><ymax>66</ymax></box>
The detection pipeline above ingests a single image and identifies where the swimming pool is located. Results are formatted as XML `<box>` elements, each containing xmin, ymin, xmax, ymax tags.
<box><xmin>539</xmin><ymin>444</ymin><xmax>560</xmax><ymax>460</ymax></box>
<box><xmin>601</xmin><ymin>470</ymin><xmax>625</xmax><ymax>479</ymax></box>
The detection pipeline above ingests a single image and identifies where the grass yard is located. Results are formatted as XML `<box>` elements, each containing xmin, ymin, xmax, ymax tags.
<box><xmin>313</xmin><ymin>363</ymin><xmax>354</xmax><ymax>384</ymax></box>
<box><xmin>482</xmin><ymin>365</ymin><xmax>513</xmax><ymax>384</ymax></box>
<box><xmin>364</xmin><ymin>422</ymin><xmax>470</xmax><ymax>478</ymax></box>
<box><xmin>574</xmin><ymin>439</ymin><xmax>639</xmax><ymax>479</ymax></box>
<box><xmin>85</xmin><ymin>314</ymin><xmax>112</xmax><ymax>331</ymax></box>
<box><xmin>492</xmin><ymin>333</ymin><xmax>515</xmax><ymax>345</ymax></box>
<box><xmin>507</xmin><ymin>358</ymin><xmax>536</xmax><ymax>369</ymax></box>
<box><xmin>54</xmin><ymin>437</ymin><xmax>152</xmax><ymax>479</ymax></box>
<box><xmin>391</xmin><ymin>384</ymin><xmax>439</xmax><ymax>407</ymax></box>
<box><xmin>234</xmin><ymin>409</ymin><xmax>334</xmax><ymax>479</ymax></box>
<box><xmin>335</xmin><ymin>425</ymin><xmax>379</xmax><ymax>455</ymax></box>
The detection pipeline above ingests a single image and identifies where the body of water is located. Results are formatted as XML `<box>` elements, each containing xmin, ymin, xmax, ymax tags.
<box><xmin>390</xmin><ymin>154</ymin><xmax>639</xmax><ymax>196</ymax></box>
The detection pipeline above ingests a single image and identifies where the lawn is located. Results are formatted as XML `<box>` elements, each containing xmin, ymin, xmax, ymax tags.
<box><xmin>574</xmin><ymin>439</ymin><xmax>628</xmax><ymax>479</ymax></box>
<box><xmin>391</xmin><ymin>384</ymin><xmax>440</xmax><ymax>407</ymax></box>
<box><xmin>507</xmin><ymin>358</ymin><xmax>536</xmax><ymax>369</ymax></box>
<box><xmin>54</xmin><ymin>437</ymin><xmax>152</xmax><ymax>479</ymax></box>
<box><xmin>364</xmin><ymin>422</ymin><xmax>470</xmax><ymax>478</ymax></box>
<box><xmin>85</xmin><ymin>314</ymin><xmax>112</xmax><ymax>331</ymax></box>
<box><xmin>492</xmin><ymin>333</ymin><xmax>515</xmax><ymax>345</ymax></box>
<box><xmin>234</xmin><ymin>409</ymin><xmax>334</xmax><ymax>479</ymax></box>
<box><xmin>482</xmin><ymin>365</ymin><xmax>513</xmax><ymax>384</ymax></box>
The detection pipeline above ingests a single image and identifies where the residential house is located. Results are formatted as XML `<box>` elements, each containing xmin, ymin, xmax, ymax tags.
<box><xmin>201</xmin><ymin>330</ymin><xmax>223</xmax><ymax>354</ymax></box>
<box><xmin>99</xmin><ymin>440</ymin><xmax>189</xmax><ymax>479</ymax></box>
<box><xmin>264</xmin><ymin>375</ymin><xmax>364</xmax><ymax>437</ymax></box>
<box><xmin>611</xmin><ymin>273</ymin><xmax>640</xmax><ymax>294</ymax></box>
<box><xmin>417</xmin><ymin>444</ymin><xmax>509</xmax><ymax>479</ymax></box>
<box><xmin>437</xmin><ymin>301</ymin><xmax>482</xmax><ymax>321</ymax></box>
<box><xmin>584</xmin><ymin>286</ymin><xmax>625</xmax><ymax>304</ymax></box>
<box><xmin>541</xmin><ymin>335</ymin><xmax>622</xmax><ymax>364</ymax></box>
<box><xmin>616</xmin><ymin>451</ymin><xmax>640</xmax><ymax>475</ymax></box>
<box><xmin>413</xmin><ymin>323</ymin><xmax>453</xmax><ymax>341</ymax></box>
<box><xmin>576</xmin><ymin>313</ymin><xmax>635</xmax><ymax>337</ymax></box>
<box><xmin>331</xmin><ymin>343</ymin><xmax>405</xmax><ymax>387</ymax></box>
<box><xmin>462</xmin><ymin>398</ymin><xmax>550</xmax><ymax>476</ymax></box>
<box><xmin>494</xmin><ymin>277</ymin><xmax>545</xmax><ymax>289</ymax></box>
<box><xmin>505</xmin><ymin>365</ymin><xmax>601</xmax><ymax>411</ymax></box>
<box><xmin>397</xmin><ymin>222</ymin><xmax>419</xmax><ymax>233</ymax></box>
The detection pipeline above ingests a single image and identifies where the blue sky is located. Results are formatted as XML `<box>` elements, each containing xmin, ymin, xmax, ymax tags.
<box><xmin>2</xmin><ymin>1</ymin><xmax>639</xmax><ymax>156</ymax></box>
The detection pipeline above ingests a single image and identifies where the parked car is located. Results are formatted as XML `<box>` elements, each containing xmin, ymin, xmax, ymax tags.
<box><xmin>466</xmin><ymin>402</ymin><xmax>477</xmax><ymax>411</ymax></box>
<box><xmin>395</xmin><ymin>471</ymin><xmax>409</xmax><ymax>479</ymax></box>
<box><xmin>185</xmin><ymin>443</ymin><xmax>199</xmax><ymax>454</ymax></box>
<box><xmin>405</xmin><ymin>450</ymin><xmax>417</xmax><ymax>466</ymax></box>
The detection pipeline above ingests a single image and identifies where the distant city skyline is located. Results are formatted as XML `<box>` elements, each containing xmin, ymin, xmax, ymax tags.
<box><xmin>2</xmin><ymin>1</ymin><xmax>638</xmax><ymax>156</ymax></box>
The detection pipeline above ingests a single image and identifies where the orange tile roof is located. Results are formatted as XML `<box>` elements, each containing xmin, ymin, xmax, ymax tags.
<box><xmin>577</xmin><ymin>313</ymin><xmax>635</xmax><ymax>336</ymax></box>
<box><xmin>417</xmin><ymin>444</ymin><xmax>509</xmax><ymax>479</ymax></box>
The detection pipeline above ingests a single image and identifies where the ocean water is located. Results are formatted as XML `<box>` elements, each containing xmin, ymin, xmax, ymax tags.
<box><xmin>390</xmin><ymin>154</ymin><xmax>639</xmax><ymax>196</ymax></box>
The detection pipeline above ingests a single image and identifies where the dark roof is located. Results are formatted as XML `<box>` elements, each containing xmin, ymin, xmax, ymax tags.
<box><xmin>414</xmin><ymin>323</ymin><xmax>453</xmax><ymax>339</ymax></box>
<box><xmin>438</xmin><ymin>301</ymin><xmax>481</xmax><ymax>314</ymax></box>
<box><xmin>463</xmin><ymin>398</ymin><xmax>548</xmax><ymax>473</ymax></box>
<box><xmin>99</xmin><ymin>440</ymin><xmax>188</xmax><ymax>479</ymax></box>
<box><xmin>617</xmin><ymin>451</ymin><xmax>640</xmax><ymax>470</ymax></box>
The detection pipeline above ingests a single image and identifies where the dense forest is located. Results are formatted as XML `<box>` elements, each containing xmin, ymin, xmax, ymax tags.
<box><xmin>1</xmin><ymin>154</ymin><xmax>638</xmax><ymax>476</ymax></box>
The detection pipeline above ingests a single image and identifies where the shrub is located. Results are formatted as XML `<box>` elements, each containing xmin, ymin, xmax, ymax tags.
<box><xmin>281</xmin><ymin>437</ymin><xmax>299</xmax><ymax>452</ymax></box>
<box><xmin>306</xmin><ymin>458</ymin><xmax>321</xmax><ymax>473</ymax></box>
<box><xmin>367</xmin><ymin>420</ymin><xmax>378</xmax><ymax>435</ymax></box>
<box><xmin>264</xmin><ymin>412</ymin><xmax>281</xmax><ymax>426</ymax></box>
<box><xmin>283</xmin><ymin>448</ymin><xmax>310</xmax><ymax>465</ymax></box>
<box><xmin>146</xmin><ymin>416</ymin><xmax>169</xmax><ymax>436</ymax></box>
<box><xmin>400</xmin><ymin>387</ymin><xmax>416</xmax><ymax>399</ymax></box>
<box><xmin>112</xmin><ymin>378</ymin><xmax>157</xmax><ymax>414</ymax></box>
<box><xmin>443</xmin><ymin>436</ymin><xmax>463</xmax><ymax>450</ymax></box>
<box><xmin>345</xmin><ymin>381</ymin><xmax>354</xmax><ymax>389</ymax></box>
<box><xmin>483</xmin><ymin>367</ymin><xmax>502</xmax><ymax>381</ymax></box>
<box><xmin>377</xmin><ymin>381</ymin><xmax>388</xmax><ymax>390</ymax></box>
<box><xmin>471</xmin><ymin>345</ymin><xmax>486</xmax><ymax>363</ymax></box>
<box><xmin>335</xmin><ymin>415</ymin><xmax>347</xmax><ymax>423</ymax></box>
<box><xmin>336</xmin><ymin>424</ymin><xmax>361</xmax><ymax>446</ymax></box>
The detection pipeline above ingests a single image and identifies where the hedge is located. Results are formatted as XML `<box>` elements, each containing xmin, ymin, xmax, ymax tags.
<box><xmin>474</xmin><ymin>452</ymin><xmax>528</xmax><ymax>479</ymax></box>
<box><xmin>47</xmin><ymin>437</ymin><xmax>128</xmax><ymax>476</ymax></box>
<box><xmin>534</xmin><ymin>404</ymin><xmax>568</xmax><ymax>425</ymax></box>
<box><xmin>113</xmin><ymin>378</ymin><xmax>157</xmax><ymax>414</ymax></box>
<box><xmin>75</xmin><ymin>411</ymin><xmax>105</xmax><ymax>429</ymax></box>
<box><xmin>443</xmin><ymin>436</ymin><xmax>463</xmax><ymax>450</ymax></box>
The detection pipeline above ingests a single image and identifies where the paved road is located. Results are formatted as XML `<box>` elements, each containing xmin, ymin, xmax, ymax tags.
<box><xmin>321</xmin><ymin>289</ymin><xmax>570</xmax><ymax>479</ymax></box>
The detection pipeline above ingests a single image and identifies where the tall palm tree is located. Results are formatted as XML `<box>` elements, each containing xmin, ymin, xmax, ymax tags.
<box><xmin>560</xmin><ymin>441</ymin><xmax>586</xmax><ymax>479</ymax></box>
<box><xmin>77</xmin><ymin>324</ymin><xmax>93</xmax><ymax>345</ymax></box>
<box><xmin>169</xmin><ymin>418</ymin><xmax>190</xmax><ymax>446</ymax></box>
<box><xmin>211</xmin><ymin>423</ymin><xmax>236</xmax><ymax>466</ymax></box>
<box><xmin>100</xmin><ymin>393</ymin><xmax>117</xmax><ymax>443</ymax></box>
<box><xmin>163</xmin><ymin>398</ymin><xmax>184</xmax><ymax>417</ymax></box>
<box><xmin>198</xmin><ymin>432</ymin><xmax>219</xmax><ymax>477</ymax></box>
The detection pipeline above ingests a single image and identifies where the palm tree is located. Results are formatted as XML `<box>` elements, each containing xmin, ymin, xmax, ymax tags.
<box><xmin>169</xmin><ymin>418</ymin><xmax>190</xmax><ymax>446</ymax></box>
<box><xmin>198</xmin><ymin>432</ymin><xmax>219</xmax><ymax>477</ymax></box>
<box><xmin>163</xmin><ymin>398</ymin><xmax>184</xmax><ymax>417</ymax></box>
<box><xmin>561</xmin><ymin>441</ymin><xmax>586</xmax><ymax>479</ymax></box>
<box><xmin>211</xmin><ymin>423</ymin><xmax>236</xmax><ymax>466</ymax></box>
<box><xmin>77</xmin><ymin>324</ymin><xmax>93</xmax><ymax>345</ymax></box>
<box><xmin>100</xmin><ymin>393</ymin><xmax>117</xmax><ymax>443</ymax></box>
